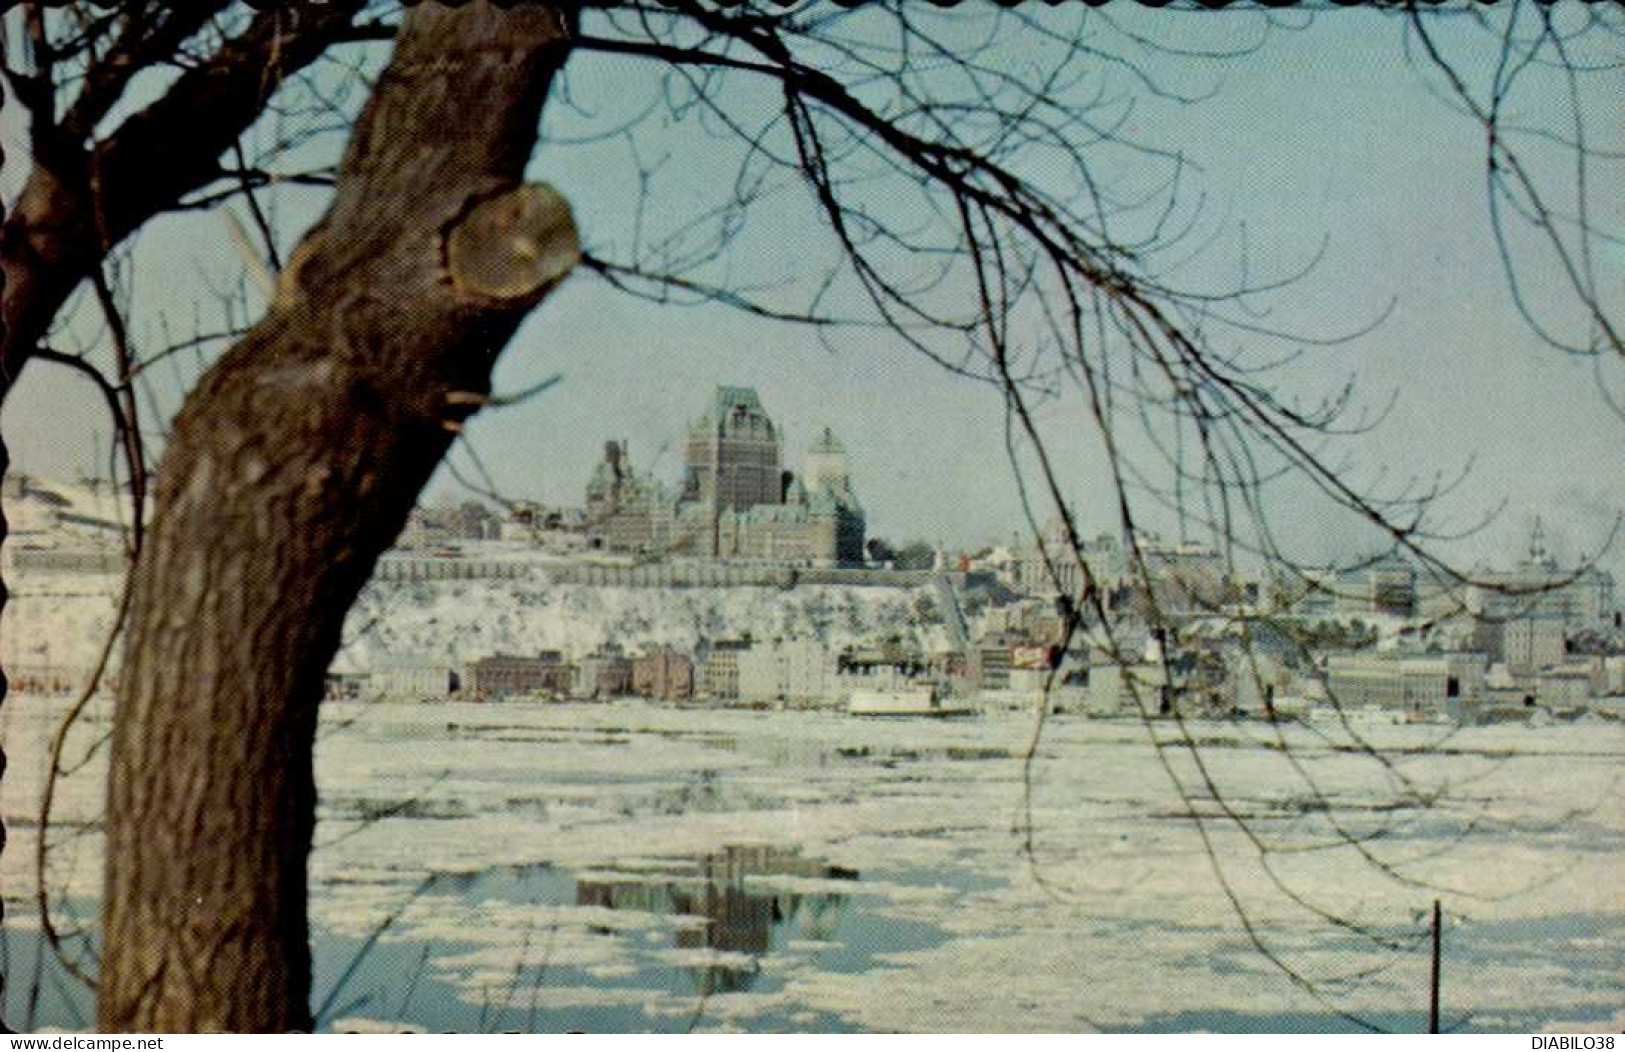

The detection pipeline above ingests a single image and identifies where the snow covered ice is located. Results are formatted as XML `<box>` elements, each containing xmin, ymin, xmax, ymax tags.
<box><xmin>2</xmin><ymin>687</ymin><xmax>1620</xmax><ymax>1033</ymax></box>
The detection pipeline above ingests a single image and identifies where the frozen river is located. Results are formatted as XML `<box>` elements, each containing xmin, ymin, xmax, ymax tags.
<box><xmin>2</xmin><ymin>696</ymin><xmax>1621</xmax><ymax>1032</ymax></box>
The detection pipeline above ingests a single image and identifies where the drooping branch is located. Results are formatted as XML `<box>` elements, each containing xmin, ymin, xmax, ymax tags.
<box><xmin>56</xmin><ymin>1</ymin><xmax>236</xmax><ymax>150</ymax></box>
<box><xmin>0</xmin><ymin>1</ymin><xmax>368</xmax><ymax>389</ymax></box>
<box><xmin>1405</xmin><ymin>1</ymin><xmax>1622</xmax><ymax>359</ymax></box>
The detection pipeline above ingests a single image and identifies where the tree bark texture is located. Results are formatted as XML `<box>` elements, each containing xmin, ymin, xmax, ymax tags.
<box><xmin>99</xmin><ymin>3</ymin><xmax>577</xmax><ymax>1032</ymax></box>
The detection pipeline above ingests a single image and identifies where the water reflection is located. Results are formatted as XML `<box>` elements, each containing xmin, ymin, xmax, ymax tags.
<box><xmin>7</xmin><ymin>848</ymin><xmax>888</xmax><ymax>1033</ymax></box>
<box><xmin>575</xmin><ymin>845</ymin><xmax>858</xmax><ymax>995</ymax></box>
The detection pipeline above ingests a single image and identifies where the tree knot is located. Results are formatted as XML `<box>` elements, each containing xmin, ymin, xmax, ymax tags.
<box><xmin>442</xmin><ymin>183</ymin><xmax>578</xmax><ymax>305</ymax></box>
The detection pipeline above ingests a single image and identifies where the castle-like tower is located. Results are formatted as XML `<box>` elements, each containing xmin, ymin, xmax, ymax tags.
<box><xmin>802</xmin><ymin>427</ymin><xmax>850</xmax><ymax>495</ymax></box>
<box><xmin>684</xmin><ymin>386</ymin><xmax>783</xmax><ymax>511</ymax></box>
<box><xmin>798</xmin><ymin>427</ymin><xmax>866</xmax><ymax>565</ymax></box>
<box><xmin>585</xmin><ymin>440</ymin><xmax>671</xmax><ymax>552</ymax></box>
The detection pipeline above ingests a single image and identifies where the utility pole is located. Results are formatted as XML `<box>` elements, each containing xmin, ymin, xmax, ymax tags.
<box><xmin>1429</xmin><ymin>899</ymin><xmax>1442</xmax><ymax>1034</ymax></box>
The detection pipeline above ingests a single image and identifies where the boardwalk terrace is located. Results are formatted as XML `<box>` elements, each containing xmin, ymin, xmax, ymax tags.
<box><xmin>544</xmin><ymin>562</ymin><xmax>946</xmax><ymax>588</ymax></box>
<box><xmin>374</xmin><ymin>554</ymin><xmax>532</xmax><ymax>583</ymax></box>
<box><xmin>585</xmin><ymin>387</ymin><xmax>866</xmax><ymax>566</ymax></box>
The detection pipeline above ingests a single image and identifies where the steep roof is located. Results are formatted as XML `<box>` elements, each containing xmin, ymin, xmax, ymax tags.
<box><xmin>714</xmin><ymin>385</ymin><xmax>763</xmax><ymax>415</ymax></box>
<box><xmin>693</xmin><ymin>385</ymin><xmax>774</xmax><ymax>436</ymax></box>
<box><xmin>808</xmin><ymin>426</ymin><xmax>846</xmax><ymax>456</ymax></box>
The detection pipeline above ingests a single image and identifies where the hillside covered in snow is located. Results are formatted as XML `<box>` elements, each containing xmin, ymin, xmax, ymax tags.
<box><xmin>1</xmin><ymin>566</ymin><xmax>948</xmax><ymax>678</ymax></box>
<box><xmin>336</xmin><ymin>577</ymin><xmax>948</xmax><ymax>671</ymax></box>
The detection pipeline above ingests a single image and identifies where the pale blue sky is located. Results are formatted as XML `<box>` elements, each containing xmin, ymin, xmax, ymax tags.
<box><xmin>3</xmin><ymin>5</ymin><xmax>1621</xmax><ymax>576</ymax></box>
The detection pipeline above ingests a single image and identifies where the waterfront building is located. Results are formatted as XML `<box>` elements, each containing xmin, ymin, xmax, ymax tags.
<box><xmin>1323</xmin><ymin>651</ymin><xmax>1486</xmax><ymax>716</ymax></box>
<box><xmin>737</xmin><ymin>638</ymin><xmax>840</xmax><ymax>706</ymax></box>
<box><xmin>697</xmin><ymin>638</ymin><xmax>752</xmax><ymax>700</ymax></box>
<box><xmin>632</xmin><ymin>647</ymin><xmax>694</xmax><ymax>702</ymax></box>
<box><xmin>1086</xmin><ymin>662</ymin><xmax>1174</xmax><ymax>717</ymax></box>
<box><xmin>575</xmin><ymin>648</ymin><xmax>635</xmax><ymax>700</ymax></box>
<box><xmin>370</xmin><ymin>655</ymin><xmax>454</xmax><ymax>699</ymax></box>
<box><xmin>467</xmin><ymin>651</ymin><xmax>573</xmax><ymax>699</ymax></box>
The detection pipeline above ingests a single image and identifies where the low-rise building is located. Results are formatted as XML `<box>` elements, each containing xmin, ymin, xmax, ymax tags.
<box><xmin>1086</xmin><ymin>662</ymin><xmax>1173</xmax><ymax>716</ymax></box>
<box><xmin>632</xmin><ymin>647</ymin><xmax>694</xmax><ymax>702</ymax></box>
<box><xmin>371</xmin><ymin>656</ymin><xmax>455</xmax><ymax>699</ymax></box>
<box><xmin>972</xmin><ymin>629</ymin><xmax>1029</xmax><ymax>690</ymax></box>
<box><xmin>575</xmin><ymin>650</ymin><xmax>634</xmax><ymax>700</ymax></box>
<box><xmin>1535</xmin><ymin>668</ymin><xmax>1595</xmax><ymax>709</ymax></box>
<box><xmin>1605</xmin><ymin>656</ymin><xmax>1625</xmax><ymax>696</ymax></box>
<box><xmin>1005</xmin><ymin>644</ymin><xmax>1089</xmax><ymax>689</ymax></box>
<box><xmin>1323</xmin><ymin>651</ymin><xmax>1486</xmax><ymax>716</ymax></box>
<box><xmin>995</xmin><ymin>646</ymin><xmax>1091</xmax><ymax>713</ymax></box>
<box><xmin>6</xmin><ymin>546</ymin><xmax>126</xmax><ymax>574</ymax></box>
<box><xmin>467</xmin><ymin>651</ymin><xmax>572</xmax><ymax>699</ymax></box>
<box><xmin>835</xmin><ymin>646</ymin><xmax>931</xmax><ymax>697</ymax></box>
<box><xmin>4</xmin><ymin>663</ymin><xmax>88</xmax><ymax>695</ymax></box>
<box><xmin>1477</xmin><ymin>614</ymin><xmax>1567</xmax><ymax>673</ymax></box>
<box><xmin>697</xmin><ymin>639</ymin><xmax>752</xmax><ymax>701</ymax></box>
<box><xmin>737</xmin><ymin>638</ymin><xmax>840</xmax><ymax>706</ymax></box>
<box><xmin>324</xmin><ymin>671</ymin><xmax>367</xmax><ymax>701</ymax></box>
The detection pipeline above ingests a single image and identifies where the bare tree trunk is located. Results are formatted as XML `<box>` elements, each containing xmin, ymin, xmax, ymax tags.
<box><xmin>0</xmin><ymin>13</ymin><xmax>367</xmax><ymax>994</ymax></box>
<box><xmin>99</xmin><ymin>3</ymin><xmax>577</xmax><ymax>1031</ymax></box>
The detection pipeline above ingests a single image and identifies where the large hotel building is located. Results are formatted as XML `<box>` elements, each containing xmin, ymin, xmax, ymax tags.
<box><xmin>585</xmin><ymin>386</ymin><xmax>866</xmax><ymax>566</ymax></box>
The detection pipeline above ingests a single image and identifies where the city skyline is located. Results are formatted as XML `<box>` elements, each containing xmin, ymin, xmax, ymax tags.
<box><xmin>1</xmin><ymin>7</ymin><xmax>1620</xmax><ymax>571</ymax></box>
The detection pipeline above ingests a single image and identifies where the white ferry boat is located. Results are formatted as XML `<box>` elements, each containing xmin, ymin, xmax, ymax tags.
<box><xmin>848</xmin><ymin>686</ymin><xmax>976</xmax><ymax>718</ymax></box>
